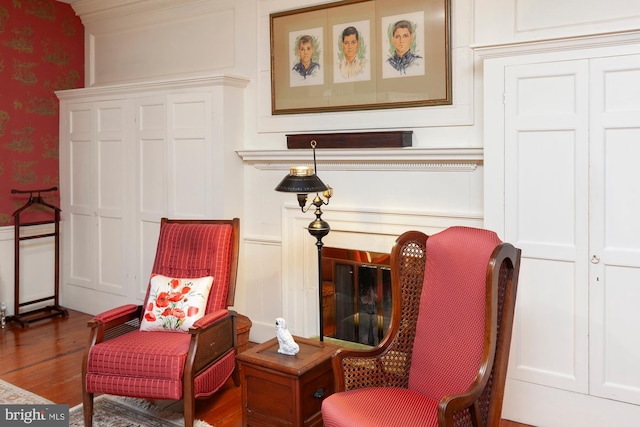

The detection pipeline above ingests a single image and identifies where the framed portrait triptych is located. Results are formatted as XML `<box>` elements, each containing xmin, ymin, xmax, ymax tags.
<box><xmin>270</xmin><ymin>0</ymin><xmax>451</xmax><ymax>114</ymax></box>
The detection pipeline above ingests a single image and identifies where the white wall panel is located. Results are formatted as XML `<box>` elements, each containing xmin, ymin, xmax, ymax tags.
<box><xmin>97</xmin><ymin>216</ymin><xmax>126</xmax><ymax>296</ymax></box>
<box><xmin>97</xmin><ymin>106</ymin><xmax>123</xmax><ymax>132</ymax></box>
<box><xmin>138</xmin><ymin>97</ymin><xmax>167</xmax><ymax>218</ymax></box>
<box><xmin>604</xmin><ymin>129</ymin><xmax>640</xmax><ymax>248</ymax></box>
<box><xmin>136</xmin><ymin>99</ymin><xmax>166</xmax><ymax>299</ymax></box>
<box><xmin>69</xmin><ymin>139</ymin><xmax>92</xmax><ymax>208</ymax></box>
<box><xmin>69</xmin><ymin>213</ymin><xmax>92</xmax><ymax>286</ymax></box>
<box><xmin>515</xmin><ymin>0</ymin><xmax>640</xmax><ymax>32</ymax></box>
<box><xmin>69</xmin><ymin>108</ymin><xmax>91</xmax><ymax>133</ymax></box>
<box><xmin>98</xmin><ymin>139</ymin><xmax>125</xmax><ymax>211</ymax></box>
<box><xmin>172</xmin><ymin>100</ymin><xmax>206</xmax><ymax>130</ymax></box>
<box><xmin>89</xmin><ymin>7</ymin><xmax>235</xmax><ymax>85</ymax></box>
<box><xmin>240</xmin><ymin>238</ymin><xmax>282</xmax><ymax>343</ymax></box>
<box><xmin>604</xmin><ymin>68</ymin><xmax>640</xmax><ymax>112</ymax></box>
<box><xmin>95</xmin><ymin>102</ymin><xmax>129</xmax><ymax>298</ymax></box>
<box><xmin>515</xmin><ymin>131</ymin><xmax>577</xmax><ymax>246</ymax></box>
<box><xmin>139</xmin><ymin>139</ymin><xmax>166</xmax><ymax>216</ymax></box>
<box><xmin>475</xmin><ymin>0</ymin><xmax>640</xmax><ymax>44</ymax></box>
<box><xmin>172</xmin><ymin>138</ymin><xmax>208</xmax><ymax>217</ymax></box>
<box><xmin>166</xmin><ymin>94</ymin><xmax>211</xmax><ymax>218</ymax></box>
<box><xmin>139</xmin><ymin>103</ymin><xmax>164</xmax><ymax>131</ymax></box>
<box><xmin>67</xmin><ymin>105</ymin><xmax>95</xmax><ymax>291</ymax></box>
<box><xmin>511</xmin><ymin>258</ymin><xmax>581</xmax><ymax>385</ymax></box>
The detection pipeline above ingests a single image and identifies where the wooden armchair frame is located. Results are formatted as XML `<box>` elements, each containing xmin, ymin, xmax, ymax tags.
<box><xmin>327</xmin><ymin>229</ymin><xmax>521</xmax><ymax>427</ymax></box>
<box><xmin>82</xmin><ymin>218</ymin><xmax>240</xmax><ymax>427</ymax></box>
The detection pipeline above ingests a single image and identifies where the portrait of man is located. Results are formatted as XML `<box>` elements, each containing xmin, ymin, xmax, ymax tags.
<box><xmin>381</xmin><ymin>12</ymin><xmax>425</xmax><ymax>79</ymax></box>
<box><xmin>289</xmin><ymin>29</ymin><xmax>324</xmax><ymax>87</ymax></box>
<box><xmin>333</xmin><ymin>20</ymin><xmax>371</xmax><ymax>83</ymax></box>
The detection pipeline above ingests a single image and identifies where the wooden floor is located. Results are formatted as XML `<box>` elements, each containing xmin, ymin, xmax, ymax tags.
<box><xmin>0</xmin><ymin>309</ymin><xmax>530</xmax><ymax>426</ymax></box>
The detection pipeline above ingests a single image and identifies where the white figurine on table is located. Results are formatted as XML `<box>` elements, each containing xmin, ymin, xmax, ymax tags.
<box><xmin>275</xmin><ymin>317</ymin><xmax>299</xmax><ymax>355</ymax></box>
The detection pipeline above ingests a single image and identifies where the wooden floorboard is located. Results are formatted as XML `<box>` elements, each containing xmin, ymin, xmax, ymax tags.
<box><xmin>0</xmin><ymin>309</ymin><xmax>532</xmax><ymax>426</ymax></box>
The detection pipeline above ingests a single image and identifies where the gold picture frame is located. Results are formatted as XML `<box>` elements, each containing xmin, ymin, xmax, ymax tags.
<box><xmin>270</xmin><ymin>0</ymin><xmax>452</xmax><ymax>115</ymax></box>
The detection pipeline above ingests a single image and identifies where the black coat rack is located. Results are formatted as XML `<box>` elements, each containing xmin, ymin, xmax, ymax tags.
<box><xmin>10</xmin><ymin>187</ymin><xmax>68</xmax><ymax>327</ymax></box>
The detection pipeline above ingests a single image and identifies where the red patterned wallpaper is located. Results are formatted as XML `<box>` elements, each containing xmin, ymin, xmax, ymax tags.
<box><xmin>0</xmin><ymin>0</ymin><xmax>83</xmax><ymax>225</ymax></box>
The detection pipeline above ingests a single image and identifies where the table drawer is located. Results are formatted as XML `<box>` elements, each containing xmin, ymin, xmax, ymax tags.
<box><xmin>300</xmin><ymin>358</ymin><xmax>334</xmax><ymax>424</ymax></box>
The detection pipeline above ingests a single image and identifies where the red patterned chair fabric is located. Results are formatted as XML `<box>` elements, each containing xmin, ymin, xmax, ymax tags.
<box><xmin>321</xmin><ymin>226</ymin><xmax>521</xmax><ymax>427</ymax></box>
<box><xmin>82</xmin><ymin>218</ymin><xmax>240</xmax><ymax>427</ymax></box>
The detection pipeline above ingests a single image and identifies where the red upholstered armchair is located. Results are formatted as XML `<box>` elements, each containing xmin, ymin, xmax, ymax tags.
<box><xmin>82</xmin><ymin>218</ymin><xmax>240</xmax><ymax>427</ymax></box>
<box><xmin>322</xmin><ymin>226</ymin><xmax>521</xmax><ymax>427</ymax></box>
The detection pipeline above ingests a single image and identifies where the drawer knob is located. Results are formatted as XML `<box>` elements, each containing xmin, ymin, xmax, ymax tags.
<box><xmin>313</xmin><ymin>387</ymin><xmax>325</xmax><ymax>399</ymax></box>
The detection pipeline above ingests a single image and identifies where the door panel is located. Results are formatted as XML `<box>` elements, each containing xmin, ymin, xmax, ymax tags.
<box><xmin>589</xmin><ymin>54</ymin><xmax>640</xmax><ymax>404</ymax></box>
<box><xmin>138</xmin><ymin>97</ymin><xmax>166</xmax><ymax>219</ymax></box>
<box><xmin>166</xmin><ymin>94</ymin><xmax>211</xmax><ymax>218</ymax></box>
<box><xmin>67</xmin><ymin>105</ymin><xmax>95</xmax><ymax>290</ymax></box>
<box><xmin>504</xmin><ymin>60</ymin><xmax>590</xmax><ymax>393</ymax></box>
<box><xmin>94</xmin><ymin>102</ymin><xmax>129</xmax><ymax>296</ymax></box>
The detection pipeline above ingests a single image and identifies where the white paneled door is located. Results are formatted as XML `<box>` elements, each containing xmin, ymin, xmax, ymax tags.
<box><xmin>502</xmin><ymin>53</ymin><xmax>640</xmax><ymax>408</ymax></box>
<box><xmin>63</xmin><ymin>100</ymin><xmax>131</xmax><ymax>299</ymax></box>
<box><xmin>589</xmin><ymin>55</ymin><xmax>640</xmax><ymax>405</ymax></box>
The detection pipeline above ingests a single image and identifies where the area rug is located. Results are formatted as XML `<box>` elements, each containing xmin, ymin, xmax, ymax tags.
<box><xmin>0</xmin><ymin>379</ymin><xmax>212</xmax><ymax>426</ymax></box>
<box><xmin>69</xmin><ymin>395</ymin><xmax>214</xmax><ymax>427</ymax></box>
<box><xmin>0</xmin><ymin>379</ymin><xmax>53</xmax><ymax>404</ymax></box>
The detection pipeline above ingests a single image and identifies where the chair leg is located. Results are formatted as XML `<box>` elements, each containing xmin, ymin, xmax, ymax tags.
<box><xmin>184</xmin><ymin>394</ymin><xmax>195</xmax><ymax>427</ymax></box>
<box><xmin>231</xmin><ymin>361</ymin><xmax>241</xmax><ymax>386</ymax></box>
<box><xmin>82</xmin><ymin>390</ymin><xmax>94</xmax><ymax>427</ymax></box>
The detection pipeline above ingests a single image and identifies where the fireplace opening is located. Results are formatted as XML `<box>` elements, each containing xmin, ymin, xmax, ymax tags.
<box><xmin>322</xmin><ymin>247</ymin><xmax>391</xmax><ymax>346</ymax></box>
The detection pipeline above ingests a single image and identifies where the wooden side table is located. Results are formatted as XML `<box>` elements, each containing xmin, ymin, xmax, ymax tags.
<box><xmin>237</xmin><ymin>336</ymin><xmax>339</xmax><ymax>427</ymax></box>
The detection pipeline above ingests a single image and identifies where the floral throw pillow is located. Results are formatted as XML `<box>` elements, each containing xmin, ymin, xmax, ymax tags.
<box><xmin>139</xmin><ymin>274</ymin><xmax>213</xmax><ymax>332</ymax></box>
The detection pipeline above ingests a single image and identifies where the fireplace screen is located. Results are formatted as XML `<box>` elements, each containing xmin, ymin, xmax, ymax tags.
<box><xmin>322</xmin><ymin>247</ymin><xmax>391</xmax><ymax>346</ymax></box>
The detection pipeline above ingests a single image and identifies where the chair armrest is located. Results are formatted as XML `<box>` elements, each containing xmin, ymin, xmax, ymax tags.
<box><xmin>87</xmin><ymin>304</ymin><xmax>142</xmax><ymax>344</ymax></box>
<box><xmin>191</xmin><ymin>309</ymin><xmax>229</xmax><ymax>330</ymax></box>
<box><xmin>437</xmin><ymin>382</ymin><xmax>486</xmax><ymax>427</ymax></box>
<box><xmin>332</xmin><ymin>339</ymin><xmax>410</xmax><ymax>392</ymax></box>
<box><xmin>91</xmin><ymin>304</ymin><xmax>140</xmax><ymax>325</ymax></box>
<box><xmin>187</xmin><ymin>310</ymin><xmax>237</xmax><ymax>376</ymax></box>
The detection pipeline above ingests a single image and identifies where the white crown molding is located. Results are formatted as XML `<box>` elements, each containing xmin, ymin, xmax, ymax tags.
<box><xmin>472</xmin><ymin>28</ymin><xmax>640</xmax><ymax>59</ymax></box>
<box><xmin>70</xmin><ymin>0</ymin><xmax>208</xmax><ymax>24</ymax></box>
<box><xmin>55</xmin><ymin>74</ymin><xmax>249</xmax><ymax>100</ymax></box>
<box><xmin>237</xmin><ymin>147</ymin><xmax>483</xmax><ymax>172</ymax></box>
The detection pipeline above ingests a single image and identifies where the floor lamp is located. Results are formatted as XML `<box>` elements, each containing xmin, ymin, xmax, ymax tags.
<box><xmin>275</xmin><ymin>140</ymin><xmax>332</xmax><ymax>342</ymax></box>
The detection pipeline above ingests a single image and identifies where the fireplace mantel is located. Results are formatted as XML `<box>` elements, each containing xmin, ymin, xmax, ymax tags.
<box><xmin>237</xmin><ymin>147</ymin><xmax>482</xmax><ymax>172</ymax></box>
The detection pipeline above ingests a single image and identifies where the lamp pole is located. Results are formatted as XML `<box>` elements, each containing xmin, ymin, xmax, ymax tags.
<box><xmin>307</xmin><ymin>195</ymin><xmax>330</xmax><ymax>341</ymax></box>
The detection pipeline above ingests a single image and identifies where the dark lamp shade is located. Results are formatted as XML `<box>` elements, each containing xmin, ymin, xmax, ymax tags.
<box><xmin>275</xmin><ymin>173</ymin><xmax>328</xmax><ymax>193</ymax></box>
